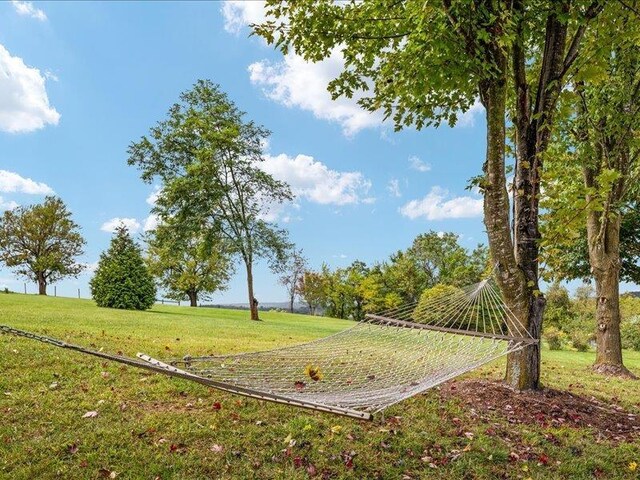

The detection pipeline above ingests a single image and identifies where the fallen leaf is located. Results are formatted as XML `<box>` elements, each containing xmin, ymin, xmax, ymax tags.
<box><xmin>210</xmin><ymin>444</ymin><xmax>224</xmax><ymax>453</ymax></box>
<box><xmin>82</xmin><ymin>411</ymin><xmax>98</xmax><ymax>419</ymax></box>
<box><xmin>294</xmin><ymin>381</ymin><xmax>306</xmax><ymax>391</ymax></box>
<box><xmin>629</xmin><ymin>461</ymin><xmax>638</xmax><ymax>472</ymax></box>
<box><xmin>212</xmin><ymin>402</ymin><xmax>222</xmax><ymax>410</ymax></box>
<box><xmin>331</xmin><ymin>425</ymin><xmax>343</xmax><ymax>435</ymax></box>
<box><xmin>305</xmin><ymin>364</ymin><xmax>323</xmax><ymax>382</ymax></box>
<box><xmin>67</xmin><ymin>443</ymin><xmax>79</xmax><ymax>454</ymax></box>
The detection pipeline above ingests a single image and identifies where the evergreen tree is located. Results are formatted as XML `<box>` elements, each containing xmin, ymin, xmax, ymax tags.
<box><xmin>91</xmin><ymin>225</ymin><xmax>156</xmax><ymax>310</ymax></box>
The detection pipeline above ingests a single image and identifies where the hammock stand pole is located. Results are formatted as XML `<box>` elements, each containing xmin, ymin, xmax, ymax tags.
<box><xmin>0</xmin><ymin>325</ymin><xmax>372</xmax><ymax>421</ymax></box>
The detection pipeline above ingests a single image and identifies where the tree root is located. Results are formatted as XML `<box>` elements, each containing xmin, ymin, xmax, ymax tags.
<box><xmin>592</xmin><ymin>363</ymin><xmax>638</xmax><ymax>379</ymax></box>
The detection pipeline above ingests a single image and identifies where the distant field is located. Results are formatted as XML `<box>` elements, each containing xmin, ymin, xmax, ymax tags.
<box><xmin>1</xmin><ymin>294</ymin><xmax>638</xmax><ymax>479</ymax></box>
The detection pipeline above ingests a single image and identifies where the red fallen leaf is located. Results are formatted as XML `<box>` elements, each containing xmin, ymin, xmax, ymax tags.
<box><xmin>508</xmin><ymin>452</ymin><xmax>520</xmax><ymax>462</ymax></box>
<box><xmin>79</xmin><ymin>460</ymin><xmax>88</xmax><ymax>468</ymax></box>
<box><xmin>294</xmin><ymin>381</ymin><xmax>306</xmax><ymax>391</ymax></box>
<box><xmin>293</xmin><ymin>456</ymin><xmax>304</xmax><ymax>468</ymax></box>
<box><xmin>538</xmin><ymin>454</ymin><xmax>550</xmax><ymax>466</ymax></box>
<box><xmin>68</xmin><ymin>443</ymin><xmax>79</xmax><ymax>454</ymax></box>
<box><xmin>212</xmin><ymin>402</ymin><xmax>222</xmax><ymax>410</ymax></box>
<box><xmin>342</xmin><ymin>450</ymin><xmax>356</xmax><ymax>469</ymax></box>
<box><xmin>169</xmin><ymin>444</ymin><xmax>179</xmax><ymax>453</ymax></box>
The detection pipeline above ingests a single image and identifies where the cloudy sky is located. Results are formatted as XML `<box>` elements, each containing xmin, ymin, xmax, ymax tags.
<box><xmin>0</xmin><ymin>1</ymin><xmax>498</xmax><ymax>302</ymax></box>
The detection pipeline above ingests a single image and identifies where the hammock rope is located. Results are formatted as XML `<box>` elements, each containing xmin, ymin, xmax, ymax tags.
<box><xmin>0</xmin><ymin>277</ymin><xmax>536</xmax><ymax>420</ymax></box>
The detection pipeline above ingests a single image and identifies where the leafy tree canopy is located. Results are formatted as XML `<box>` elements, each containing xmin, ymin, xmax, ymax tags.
<box><xmin>128</xmin><ymin>80</ymin><xmax>293</xmax><ymax>320</ymax></box>
<box><xmin>0</xmin><ymin>196</ymin><xmax>85</xmax><ymax>295</ymax></box>
<box><xmin>146</xmin><ymin>218</ymin><xmax>233</xmax><ymax>307</ymax></box>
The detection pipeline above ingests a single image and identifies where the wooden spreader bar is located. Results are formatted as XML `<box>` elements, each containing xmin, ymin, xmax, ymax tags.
<box><xmin>364</xmin><ymin>314</ymin><xmax>538</xmax><ymax>345</ymax></box>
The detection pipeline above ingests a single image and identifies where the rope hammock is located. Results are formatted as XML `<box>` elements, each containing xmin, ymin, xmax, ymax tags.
<box><xmin>0</xmin><ymin>277</ymin><xmax>536</xmax><ymax>421</ymax></box>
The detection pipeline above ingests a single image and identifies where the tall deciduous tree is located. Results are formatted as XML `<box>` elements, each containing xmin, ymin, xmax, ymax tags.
<box><xmin>542</xmin><ymin>7</ymin><xmax>639</xmax><ymax>376</ymax></box>
<box><xmin>0</xmin><ymin>196</ymin><xmax>85</xmax><ymax>295</ymax></box>
<box><xmin>255</xmin><ymin>0</ymin><xmax>604</xmax><ymax>389</ymax></box>
<box><xmin>296</xmin><ymin>270</ymin><xmax>327</xmax><ymax>315</ymax></box>
<box><xmin>128</xmin><ymin>80</ymin><xmax>293</xmax><ymax>321</ymax></box>
<box><xmin>277</xmin><ymin>249</ymin><xmax>307</xmax><ymax>313</ymax></box>
<box><xmin>146</xmin><ymin>218</ymin><xmax>233</xmax><ymax>307</ymax></box>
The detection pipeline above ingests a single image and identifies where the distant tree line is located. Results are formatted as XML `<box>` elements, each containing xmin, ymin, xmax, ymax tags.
<box><xmin>296</xmin><ymin>231</ymin><xmax>488</xmax><ymax>321</ymax></box>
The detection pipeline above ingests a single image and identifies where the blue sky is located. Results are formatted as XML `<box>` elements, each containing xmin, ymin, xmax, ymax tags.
<box><xmin>1</xmin><ymin>1</ymin><xmax>621</xmax><ymax>303</ymax></box>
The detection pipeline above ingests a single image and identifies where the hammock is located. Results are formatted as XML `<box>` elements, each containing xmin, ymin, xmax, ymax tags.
<box><xmin>0</xmin><ymin>277</ymin><xmax>536</xmax><ymax>421</ymax></box>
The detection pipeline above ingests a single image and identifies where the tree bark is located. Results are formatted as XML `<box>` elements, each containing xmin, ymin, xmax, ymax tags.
<box><xmin>187</xmin><ymin>290</ymin><xmax>198</xmax><ymax>307</ymax></box>
<box><xmin>245</xmin><ymin>261</ymin><xmax>259</xmax><ymax>321</ymax></box>
<box><xmin>37</xmin><ymin>272</ymin><xmax>47</xmax><ymax>295</ymax></box>
<box><xmin>587</xmin><ymin>206</ymin><xmax>636</xmax><ymax>377</ymax></box>
<box><xmin>480</xmin><ymin>73</ymin><xmax>534</xmax><ymax>389</ymax></box>
<box><xmin>289</xmin><ymin>294</ymin><xmax>294</xmax><ymax>313</ymax></box>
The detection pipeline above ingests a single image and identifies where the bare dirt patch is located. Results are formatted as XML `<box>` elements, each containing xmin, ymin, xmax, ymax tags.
<box><xmin>439</xmin><ymin>379</ymin><xmax>640</xmax><ymax>442</ymax></box>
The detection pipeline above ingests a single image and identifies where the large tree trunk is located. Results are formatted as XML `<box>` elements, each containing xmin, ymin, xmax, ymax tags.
<box><xmin>289</xmin><ymin>294</ymin><xmax>294</xmax><ymax>313</ymax></box>
<box><xmin>480</xmin><ymin>74</ymin><xmax>534</xmax><ymax>389</ymax></box>
<box><xmin>37</xmin><ymin>272</ymin><xmax>47</xmax><ymax>296</ymax></box>
<box><xmin>187</xmin><ymin>290</ymin><xmax>198</xmax><ymax>307</ymax></box>
<box><xmin>245</xmin><ymin>260</ymin><xmax>259</xmax><ymax>321</ymax></box>
<box><xmin>587</xmin><ymin>209</ymin><xmax>635</xmax><ymax>377</ymax></box>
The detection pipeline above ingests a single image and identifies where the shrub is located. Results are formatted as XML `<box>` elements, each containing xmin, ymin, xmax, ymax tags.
<box><xmin>90</xmin><ymin>225</ymin><xmax>156</xmax><ymax>310</ymax></box>
<box><xmin>621</xmin><ymin>316</ymin><xmax>640</xmax><ymax>351</ymax></box>
<box><xmin>412</xmin><ymin>284</ymin><xmax>466</xmax><ymax>325</ymax></box>
<box><xmin>570</xmin><ymin>331</ymin><xmax>591</xmax><ymax>352</ymax></box>
<box><xmin>543</xmin><ymin>326</ymin><xmax>566</xmax><ymax>350</ymax></box>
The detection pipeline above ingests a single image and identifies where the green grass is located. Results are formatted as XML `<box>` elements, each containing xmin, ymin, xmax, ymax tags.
<box><xmin>1</xmin><ymin>293</ymin><xmax>639</xmax><ymax>479</ymax></box>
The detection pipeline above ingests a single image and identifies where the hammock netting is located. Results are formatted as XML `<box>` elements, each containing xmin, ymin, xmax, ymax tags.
<box><xmin>1</xmin><ymin>277</ymin><xmax>536</xmax><ymax>420</ymax></box>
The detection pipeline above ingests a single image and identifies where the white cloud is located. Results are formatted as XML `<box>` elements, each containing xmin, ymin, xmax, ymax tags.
<box><xmin>0</xmin><ymin>196</ymin><xmax>19</xmax><ymax>211</ymax></box>
<box><xmin>143</xmin><ymin>214</ymin><xmax>159</xmax><ymax>232</ymax></box>
<box><xmin>0</xmin><ymin>170</ymin><xmax>54</xmax><ymax>194</ymax></box>
<box><xmin>409</xmin><ymin>156</ymin><xmax>431</xmax><ymax>173</ymax></box>
<box><xmin>400</xmin><ymin>186</ymin><xmax>483</xmax><ymax>221</ymax></box>
<box><xmin>387</xmin><ymin>179</ymin><xmax>401</xmax><ymax>198</ymax></box>
<box><xmin>146</xmin><ymin>186</ymin><xmax>160</xmax><ymax>206</ymax></box>
<box><xmin>82</xmin><ymin>261</ymin><xmax>99</xmax><ymax>274</ymax></box>
<box><xmin>11</xmin><ymin>1</ymin><xmax>47</xmax><ymax>21</ymax></box>
<box><xmin>0</xmin><ymin>44</ymin><xmax>60</xmax><ymax>133</ymax></box>
<box><xmin>249</xmin><ymin>50</ymin><xmax>384</xmax><ymax>137</ymax></box>
<box><xmin>457</xmin><ymin>100</ymin><xmax>484</xmax><ymax>127</ymax></box>
<box><xmin>260</xmin><ymin>153</ymin><xmax>372</xmax><ymax>205</ymax></box>
<box><xmin>100</xmin><ymin>217</ymin><xmax>141</xmax><ymax>234</ymax></box>
<box><xmin>221</xmin><ymin>0</ymin><xmax>267</xmax><ymax>34</ymax></box>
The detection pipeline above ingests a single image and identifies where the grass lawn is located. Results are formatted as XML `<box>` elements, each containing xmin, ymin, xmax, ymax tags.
<box><xmin>1</xmin><ymin>293</ymin><xmax>639</xmax><ymax>479</ymax></box>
